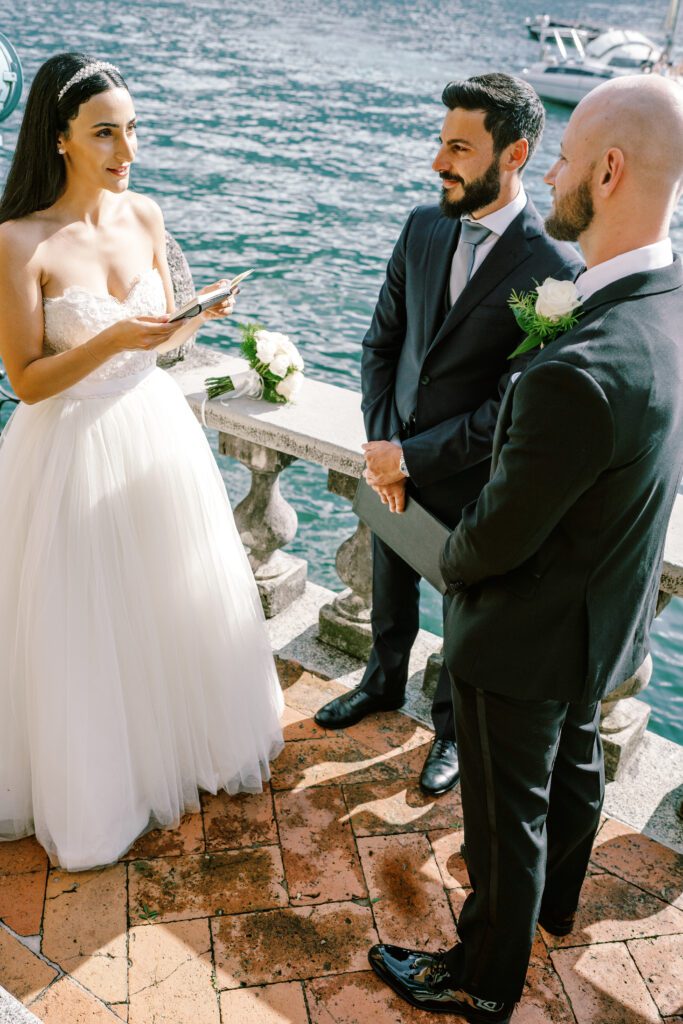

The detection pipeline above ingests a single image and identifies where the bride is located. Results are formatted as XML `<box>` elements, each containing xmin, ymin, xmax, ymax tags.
<box><xmin>0</xmin><ymin>53</ymin><xmax>284</xmax><ymax>872</ymax></box>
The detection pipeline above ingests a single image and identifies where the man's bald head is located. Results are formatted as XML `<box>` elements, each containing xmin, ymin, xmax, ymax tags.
<box><xmin>572</xmin><ymin>75</ymin><xmax>683</xmax><ymax>193</ymax></box>
<box><xmin>545</xmin><ymin>74</ymin><xmax>683</xmax><ymax>254</ymax></box>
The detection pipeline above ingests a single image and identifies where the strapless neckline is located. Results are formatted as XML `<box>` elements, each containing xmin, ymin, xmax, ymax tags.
<box><xmin>43</xmin><ymin>267</ymin><xmax>162</xmax><ymax>307</ymax></box>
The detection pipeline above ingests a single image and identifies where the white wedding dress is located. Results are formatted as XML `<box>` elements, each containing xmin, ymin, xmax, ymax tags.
<box><xmin>0</xmin><ymin>268</ymin><xmax>284</xmax><ymax>871</ymax></box>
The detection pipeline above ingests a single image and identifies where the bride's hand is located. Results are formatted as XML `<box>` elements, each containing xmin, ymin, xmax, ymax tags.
<box><xmin>199</xmin><ymin>279</ymin><xmax>238</xmax><ymax>322</ymax></box>
<box><xmin>102</xmin><ymin>315</ymin><xmax>184</xmax><ymax>354</ymax></box>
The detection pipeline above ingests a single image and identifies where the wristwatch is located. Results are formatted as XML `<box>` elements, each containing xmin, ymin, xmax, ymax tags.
<box><xmin>399</xmin><ymin>453</ymin><xmax>409</xmax><ymax>477</ymax></box>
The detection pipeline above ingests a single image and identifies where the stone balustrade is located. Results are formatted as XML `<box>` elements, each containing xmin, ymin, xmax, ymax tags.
<box><xmin>170</xmin><ymin>342</ymin><xmax>683</xmax><ymax>781</ymax></box>
<box><xmin>2</xmin><ymin>338</ymin><xmax>680</xmax><ymax>778</ymax></box>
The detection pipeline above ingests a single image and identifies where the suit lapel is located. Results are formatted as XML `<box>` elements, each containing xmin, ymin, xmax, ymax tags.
<box><xmin>580</xmin><ymin>256</ymin><xmax>683</xmax><ymax>314</ymax></box>
<box><xmin>423</xmin><ymin>216</ymin><xmax>461</xmax><ymax>348</ymax></box>
<box><xmin>426</xmin><ymin>205</ymin><xmax>540</xmax><ymax>357</ymax></box>
<box><xmin>489</xmin><ymin>258</ymin><xmax>683</xmax><ymax>476</ymax></box>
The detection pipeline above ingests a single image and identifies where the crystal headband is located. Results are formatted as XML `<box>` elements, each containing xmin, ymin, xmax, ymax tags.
<box><xmin>57</xmin><ymin>61</ymin><xmax>121</xmax><ymax>102</ymax></box>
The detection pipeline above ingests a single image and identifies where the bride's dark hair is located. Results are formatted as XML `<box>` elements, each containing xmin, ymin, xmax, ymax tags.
<box><xmin>0</xmin><ymin>52</ymin><xmax>128</xmax><ymax>224</ymax></box>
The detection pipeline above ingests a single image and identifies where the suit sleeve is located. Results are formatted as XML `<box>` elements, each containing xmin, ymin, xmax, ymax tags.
<box><xmin>400</xmin><ymin>354</ymin><xmax>531</xmax><ymax>485</ymax></box>
<box><xmin>440</xmin><ymin>359</ymin><xmax>614</xmax><ymax>586</ymax></box>
<box><xmin>361</xmin><ymin>209</ymin><xmax>416</xmax><ymax>441</ymax></box>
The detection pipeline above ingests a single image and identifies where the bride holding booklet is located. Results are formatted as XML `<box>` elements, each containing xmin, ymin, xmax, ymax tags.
<box><xmin>0</xmin><ymin>53</ymin><xmax>283</xmax><ymax>871</ymax></box>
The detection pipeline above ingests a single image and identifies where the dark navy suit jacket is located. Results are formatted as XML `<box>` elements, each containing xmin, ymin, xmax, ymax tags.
<box><xmin>361</xmin><ymin>199</ymin><xmax>582</xmax><ymax>527</ymax></box>
<box><xmin>441</xmin><ymin>260</ymin><xmax>683</xmax><ymax>703</ymax></box>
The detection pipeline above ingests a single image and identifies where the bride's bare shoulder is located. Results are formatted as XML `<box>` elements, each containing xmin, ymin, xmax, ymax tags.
<box><xmin>126</xmin><ymin>190</ymin><xmax>165</xmax><ymax>229</ymax></box>
<box><xmin>0</xmin><ymin>215</ymin><xmax>47</xmax><ymax>268</ymax></box>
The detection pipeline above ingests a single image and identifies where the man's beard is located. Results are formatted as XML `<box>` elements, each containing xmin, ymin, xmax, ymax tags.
<box><xmin>545</xmin><ymin>178</ymin><xmax>595</xmax><ymax>241</ymax></box>
<box><xmin>439</xmin><ymin>157</ymin><xmax>502</xmax><ymax>218</ymax></box>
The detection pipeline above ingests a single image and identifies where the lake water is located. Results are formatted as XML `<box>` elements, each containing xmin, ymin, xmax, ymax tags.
<box><xmin>1</xmin><ymin>0</ymin><xmax>681</xmax><ymax>743</ymax></box>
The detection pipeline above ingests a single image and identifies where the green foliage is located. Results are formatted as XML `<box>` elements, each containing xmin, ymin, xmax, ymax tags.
<box><xmin>507</xmin><ymin>289</ymin><xmax>582</xmax><ymax>359</ymax></box>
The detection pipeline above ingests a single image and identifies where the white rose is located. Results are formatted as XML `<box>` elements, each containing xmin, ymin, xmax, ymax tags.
<box><xmin>282</xmin><ymin>340</ymin><xmax>304</xmax><ymax>371</ymax></box>
<box><xmin>255</xmin><ymin>330</ymin><xmax>280</xmax><ymax>364</ymax></box>
<box><xmin>269</xmin><ymin>332</ymin><xmax>292</xmax><ymax>352</ymax></box>
<box><xmin>534</xmin><ymin>279</ymin><xmax>581</xmax><ymax>321</ymax></box>
<box><xmin>268</xmin><ymin>352</ymin><xmax>291</xmax><ymax>378</ymax></box>
<box><xmin>276</xmin><ymin>371</ymin><xmax>304</xmax><ymax>402</ymax></box>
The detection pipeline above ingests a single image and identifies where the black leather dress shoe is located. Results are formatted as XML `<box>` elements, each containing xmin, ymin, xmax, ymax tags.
<box><xmin>313</xmin><ymin>687</ymin><xmax>404</xmax><ymax>729</ymax></box>
<box><xmin>538</xmin><ymin>906</ymin><xmax>576</xmax><ymax>937</ymax></box>
<box><xmin>368</xmin><ymin>944</ymin><xmax>513</xmax><ymax>1022</ymax></box>
<box><xmin>419</xmin><ymin>738</ymin><xmax>459</xmax><ymax>796</ymax></box>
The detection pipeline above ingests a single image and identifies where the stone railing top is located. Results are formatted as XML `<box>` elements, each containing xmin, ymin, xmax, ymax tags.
<box><xmin>169</xmin><ymin>343</ymin><xmax>683</xmax><ymax>598</ymax></box>
<box><xmin>170</xmin><ymin>343</ymin><xmax>366</xmax><ymax>477</ymax></box>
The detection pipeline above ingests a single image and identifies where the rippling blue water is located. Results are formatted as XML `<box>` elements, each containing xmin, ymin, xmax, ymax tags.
<box><xmin>1</xmin><ymin>0</ymin><xmax>681</xmax><ymax>742</ymax></box>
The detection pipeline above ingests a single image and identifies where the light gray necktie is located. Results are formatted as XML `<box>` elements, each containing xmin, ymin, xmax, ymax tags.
<box><xmin>448</xmin><ymin>219</ymin><xmax>493</xmax><ymax>305</ymax></box>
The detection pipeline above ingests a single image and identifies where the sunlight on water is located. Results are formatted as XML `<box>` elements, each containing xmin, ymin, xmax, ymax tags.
<box><xmin>0</xmin><ymin>0</ymin><xmax>680</xmax><ymax>741</ymax></box>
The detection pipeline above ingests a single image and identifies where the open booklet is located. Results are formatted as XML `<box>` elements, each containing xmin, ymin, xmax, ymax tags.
<box><xmin>169</xmin><ymin>269</ymin><xmax>255</xmax><ymax>322</ymax></box>
<box><xmin>353</xmin><ymin>477</ymin><xmax>451</xmax><ymax>595</ymax></box>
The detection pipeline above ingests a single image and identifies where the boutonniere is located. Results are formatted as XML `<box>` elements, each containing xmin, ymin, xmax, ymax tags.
<box><xmin>508</xmin><ymin>278</ymin><xmax>583</xmax><ymax>358</ymax></box>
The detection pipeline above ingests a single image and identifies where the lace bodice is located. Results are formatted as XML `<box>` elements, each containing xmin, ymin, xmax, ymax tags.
<box><xmin>43</xmin><ymin>268</ymin><xmax>166</xmax><ymax>382</ymax></box>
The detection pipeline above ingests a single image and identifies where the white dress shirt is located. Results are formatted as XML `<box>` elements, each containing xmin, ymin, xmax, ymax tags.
<box><xmin>453</xmin><ymin>182</ymin><xmax>528</xmax><ymax>290</ymax></box>
<box><xmin>575</xmin><ymin>239</ymin><xmax>673</xmax><ymax>302</ymax></box>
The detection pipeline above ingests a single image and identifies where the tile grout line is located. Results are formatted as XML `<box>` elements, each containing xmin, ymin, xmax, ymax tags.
<box><xmin>587</xmin><ymin>858</ymin><xmax>683</xmax><ymax>912</ymax></box>
<box><xmin>545</xmin><ymin>945</ymin><xmax>580</xmax><ymax>1024</ymax></box>
<box><xmin>622</xmin><ymin>938</ymin><xmax>670</xmax><ymax>1022</ymax></box>
<box><xmin>200</xmin><ymin>793</ymin><xmax>223</xmax><ymax>1024</ymax></box>
<box><xmin>123</xmin><ymin>860</ymin><xmax>131</xmax><ymax>1022</ymax></box>
<box><xmin>339</xmin><ymin>782</ymin><xmax>379</xmax><ymax>947</ymax></box>
<box><xmin>425</xmin><ymin>830</ymin><xmax>461</xmax><ymax>937</ymax></box>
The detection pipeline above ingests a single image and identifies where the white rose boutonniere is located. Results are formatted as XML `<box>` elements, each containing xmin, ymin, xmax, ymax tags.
<box><xmin>508</xmin><ymin>278</ymin><xmax>583</xmax><ymax>358</ymax></box>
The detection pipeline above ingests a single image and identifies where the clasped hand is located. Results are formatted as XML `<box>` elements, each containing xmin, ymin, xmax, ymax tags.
<box><xmin>362</xmin><ymin>440</ymin><xmax>406</xmax><ymax>514</ymax></box>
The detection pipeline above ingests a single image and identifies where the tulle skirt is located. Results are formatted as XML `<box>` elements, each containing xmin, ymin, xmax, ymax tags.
<box><xmin>0</xmin><ymin>367</ymin><xmax>284</xmax><ymax>871</ymax></box>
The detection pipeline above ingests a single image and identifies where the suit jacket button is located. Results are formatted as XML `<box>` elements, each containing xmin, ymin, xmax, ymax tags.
<box><xmin>420</xmin><ymin>374</ymin><xmax>430</xmax><ymax>386</ymax></box>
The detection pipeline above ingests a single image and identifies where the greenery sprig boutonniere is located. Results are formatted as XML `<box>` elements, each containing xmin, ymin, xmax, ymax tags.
<box><xmin>508</xmin><ymin>278</ymin><xmax>583</xmax><ymax>359</ymax></box>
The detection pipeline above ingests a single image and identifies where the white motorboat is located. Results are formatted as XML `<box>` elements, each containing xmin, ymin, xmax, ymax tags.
<box><xmin>521</xmin><ymin>0</ymin><xmax>681</xmax><ymax>106</ymax></box>
<box><xmin>524</xmin><ymin>14</ymin><xmax>606</xmax><ymax>44</ymax></box>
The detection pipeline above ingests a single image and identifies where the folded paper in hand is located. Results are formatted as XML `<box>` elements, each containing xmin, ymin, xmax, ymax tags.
<box><xmin>352</xmin><ymin>477</ymin><xmax>450</xmax><ymax>595</ymax></box>
<box><xmin>169</xmin><ymin>269</ymin><xmax>255</xmax><ymax>322</ymax></box>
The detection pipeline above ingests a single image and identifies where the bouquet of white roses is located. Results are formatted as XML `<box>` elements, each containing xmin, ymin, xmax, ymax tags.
<box><xmin>205</xmin><ymin>324</ymin><xmax>305</xmax><ymax>404</ymax></box>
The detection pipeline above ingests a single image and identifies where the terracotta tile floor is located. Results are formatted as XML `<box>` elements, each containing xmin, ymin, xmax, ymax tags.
<box><xmin>1</xmin><ymin>660</ymin><xmax>682</xmax><ymax>1024</ymax></box>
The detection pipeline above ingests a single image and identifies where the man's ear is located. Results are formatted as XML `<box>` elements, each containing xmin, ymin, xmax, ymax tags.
<box><xmin>504</xmin><ymin>138</ymin><xmax>529</xmax><ymax>172</ymax></box>
<box><xmin>596</xmin><ymin>147</ymin><xmax>625</xmax><ymax>195</ymax></box>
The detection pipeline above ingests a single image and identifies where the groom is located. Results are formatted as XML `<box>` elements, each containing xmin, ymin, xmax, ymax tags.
<box><xmin>315</xmin><ymin>73</ymin><xmax>580</xmax><ymax>795</ymax></box>
<box><xmin>368</xmin><ymin>74</ymin><xmax>683</xmax><ymax>1022</ymax></box>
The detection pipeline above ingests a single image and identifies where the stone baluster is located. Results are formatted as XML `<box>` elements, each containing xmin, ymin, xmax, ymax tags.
<box><xmin>600</xmin><ymin>590</ymin><xmax>672</xmax><ymax>780</ymax></box>
<box><xmin>421</xmin><ymin>649</ymin><xmax>444</xmax><ymax>700</ymax></box>
<box><xmin>318</xmin><ymin>470</ymin><xmax>374</xmax><ymax>660</ymax></box>
<box><xmin>218</xmin><ymin>434</ymin><xmax>306</xmax><ymax>618</ymax></box>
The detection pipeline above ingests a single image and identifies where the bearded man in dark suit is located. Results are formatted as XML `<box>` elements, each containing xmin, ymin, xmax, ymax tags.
<box><xmin>368</xmin><ymin>75</ymin><xmax>683</xmax><ymax>1023</ymax></box>
<box><xmin>315</xmin><ymin>74</ymin><xmax>580</xmax><ymax>797</ymax></box>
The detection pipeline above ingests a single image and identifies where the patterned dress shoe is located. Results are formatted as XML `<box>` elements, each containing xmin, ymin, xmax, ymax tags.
<box><xmin>419</xmin><ymin>738</ymin><xmax>460</xmax><ymax>796</ymax></box>
<box><xmin>368</xmin><ymin>944</ymin><xmax>514</xmax><ymax>1022</ymax></box>
<box><xmin>313</xmin><ymin>686</ymin><xmax>404</xmax><ymax>729</ymax></box>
